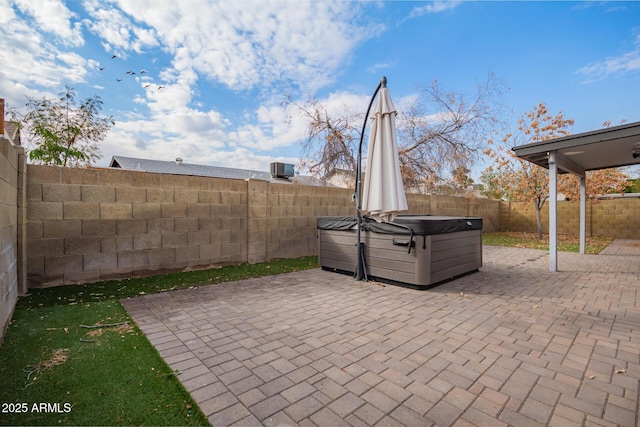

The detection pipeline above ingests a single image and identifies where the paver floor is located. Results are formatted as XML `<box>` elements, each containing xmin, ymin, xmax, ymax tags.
<box><xmin>122</xmin><ymin>243</ymin><xmax>640</xmax><ymax>426</ymax></box>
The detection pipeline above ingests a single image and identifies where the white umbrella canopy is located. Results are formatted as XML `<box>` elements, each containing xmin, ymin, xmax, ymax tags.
<box><xmin>361</xmin><ymin>85</ymin><xmax>408</xmax><ymax>222</ymax></box>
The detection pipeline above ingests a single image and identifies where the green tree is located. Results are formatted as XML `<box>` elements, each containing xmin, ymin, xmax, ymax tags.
<box><xmin>479</xmin><ymin>168</ymin><xmax>508</xmax><ymax>200</ymax></box>
<box><xmin>623</xmin><ymin>178</ymin><xmax>640</xmax><ymax>193</ymax></box>
<box><xmin>11</xmin><ymin>86</ymin><xmax>114</xmax><ymax>167</ymax></box>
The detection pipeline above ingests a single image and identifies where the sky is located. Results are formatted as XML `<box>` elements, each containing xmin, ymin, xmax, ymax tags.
<box><xmin>1</xmin><ymin>0</ymin><xmax>639</xmax><ymax>179</ymax></box>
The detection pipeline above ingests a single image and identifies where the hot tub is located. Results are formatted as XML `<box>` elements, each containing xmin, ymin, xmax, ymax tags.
<box><xmin>317</xmin><ymin>215</ymin><xmax>482</xmax><ymax>289</ymax></box>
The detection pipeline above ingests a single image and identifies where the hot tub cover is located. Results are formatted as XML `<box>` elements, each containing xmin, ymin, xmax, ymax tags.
<box><xmin>317</xmin><ymin>215</ymin><xmax>482</xmax><ymax>236</ymax></box>
<box><xmin>394</xmin><ymin>215</ymin><xmax>482</xmax><ymax>235</ymax></box>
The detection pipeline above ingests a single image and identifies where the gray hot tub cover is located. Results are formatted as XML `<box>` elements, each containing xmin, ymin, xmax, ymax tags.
<box><xmin>317</xmin><ymin>215</ymin><xmax>482</xmax><ymax>236</ymax></box>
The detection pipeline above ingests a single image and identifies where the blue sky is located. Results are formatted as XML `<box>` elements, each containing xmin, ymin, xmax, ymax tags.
<box><xmin>2</xmin><ymin>0</ymin><xmax>639</xmax><ymax>179</ymax></box>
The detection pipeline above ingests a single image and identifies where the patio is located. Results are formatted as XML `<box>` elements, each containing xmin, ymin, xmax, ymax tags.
<box><xmin>122</xmin><ymin>242</ymin><xmax>640</xmax><ymax>426</ymax></box>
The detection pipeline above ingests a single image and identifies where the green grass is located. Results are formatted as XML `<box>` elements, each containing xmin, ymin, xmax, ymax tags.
<box><xmin>0</xmin><ymin>256</ymin><xmax>318</xmax><ymax>426</ymax></box>
<box><xmin>483</xmin><ymin>231</ymin><xmax>613</xmax><ymax>254</ymax></box>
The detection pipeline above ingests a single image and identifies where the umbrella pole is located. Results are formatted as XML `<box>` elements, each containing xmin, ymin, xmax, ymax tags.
<box><xmin>354</xmin><ymin>76</ymin><xmax>387</xmax><ymax>281</ymax></box>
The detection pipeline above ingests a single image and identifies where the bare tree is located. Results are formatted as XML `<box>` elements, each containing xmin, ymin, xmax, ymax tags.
<box><xmin>284</xmin><ymin>96</ymin><xmax>362</xmax><ymax>185</ymax></box>
<box><xmin>397</xmin><ymin>72</ymin><xmax>507</xmax><ymax>194</ymax></box>
<box><xmin>287</xmin><ymin>72</ymin><xmax>507</xmax><ymax>194</ymax></box>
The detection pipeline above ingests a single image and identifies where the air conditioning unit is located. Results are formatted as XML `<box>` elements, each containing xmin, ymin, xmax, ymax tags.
<box><xmin>270</xmin><ymin>162</ymin><xmax>295</xmax><ymax>179</ymax></box>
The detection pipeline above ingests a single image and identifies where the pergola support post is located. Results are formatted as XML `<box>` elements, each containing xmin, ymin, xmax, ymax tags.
<box><xmin>548</xmin><ymin>151</ymin><xmax>558</xmax><ymax>272</ymax></box>
<box><xmin>580</xmin><ymin>176</ymin><xmax>586</xmax><ymax>254</ymax></box>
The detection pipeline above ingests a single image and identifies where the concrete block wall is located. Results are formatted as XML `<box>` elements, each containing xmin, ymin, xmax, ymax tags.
<box><xmin>265</xmin><ymin>183</ymin><xmax>353</xmax><ymax>260</ymax></box>
<box><xmin>557</xmin><ymin>202</ymin><xmax>592</xmax><ymax>236</ymax></box>
<box><xmin>249</xmin><ymin>180</ymin><xmax>353</xmax><ymax>263</ymax></box>
<box><xmin>498</xmin><ymin>201</ymin><xmax>511</xmax><ymax>232</ymax></box>
<box><xmin>470</xmin><ymin>198</ymin><xmax>500</xmax><ymax>233</ymax></box>
<box><xmin>27</xmin><ymin>166</ymin><xmax>250</xmax><ymax>287</ymax></box>
<box><xmin>592</xmin><ymin>198</ymin><xmax>640</xmax><ymax>239</ymax></box>
<box><xmin>25</xmin><ymin>165</ymin><xmax>502</xmax><ymax>288</ymax></box>
<box><xmin>430</xmin><ymin>195</ymin><xmax>471</xmax><ymax>217</ymax></box>
<box><xmin>1</xmin><ymin>138</ymin><xmax>26</xmax><ymax>344</ymax></box>
<box><xmin>25</xmin><ymin>166</ymin><xmax>362</xmax><ymax>287</ymax></box>
<box><xmin>501</xmin><ymin>201</ymin><xmax>539</xmax><ymax>233</ymax></box>
<box><xmin>405</xmin><ymin>193</ymin><xmax>432</xmax><ymax>214</ymax></box>
<box><xmin>500</xmin><ymin>199</ymin><xmax>639</xmax><ymax>238</ymax></box>
<box><xmin>500</xmin><ymin>201</ymin><xmax>578</xmax><ymax>234</ymax></box>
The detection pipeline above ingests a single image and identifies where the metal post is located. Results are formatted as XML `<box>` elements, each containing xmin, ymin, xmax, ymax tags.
<box><xmin>548</xmin><ymin>151</ymin><xmax>558</xmax><ymax>271</ymax></box>
<box><xmin>354</xmin><ymin>76</ymin><xmax>386</xmax><ymax>280</ymax></box>
<box><xmin>579</xmin><ymin>175</ymin><xmax>586</xmax><ymax>254</ymax></box>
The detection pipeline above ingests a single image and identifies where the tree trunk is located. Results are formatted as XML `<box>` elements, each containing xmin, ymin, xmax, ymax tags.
<box><xmin>535</xmin><ymin>199</ymin><xmax>543</xmax><ymax>240</ymax></box>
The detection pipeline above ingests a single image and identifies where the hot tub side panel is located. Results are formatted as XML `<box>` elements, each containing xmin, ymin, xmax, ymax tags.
<box><xmin>363</xmin><ymin>231</ymin><xmax>420</xmax><ymax>285</ymax></box>
<box><xmin>318</xmin><ymin>229</ymin><xmax>359</xmax><ymax>274</ymax></box>
<box><xmin>365</xmin><ymin>229</ymin><xmax>482</xmax><ymax>287</ymax></box>
<box><xmin>318</xmin><ymin>228</ymin><xmax>421</xmax><ymax>285</ymax></box>
<box><xmin>428</xmin><ymin>230</ymin><xmax>482</xmax><ymax>284</ymax></box>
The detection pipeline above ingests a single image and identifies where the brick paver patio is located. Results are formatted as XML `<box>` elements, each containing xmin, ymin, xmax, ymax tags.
<box><xmin>122</xmin><ymin>242</ymin><xmax>640</xmax><ymax>426</ymax></box>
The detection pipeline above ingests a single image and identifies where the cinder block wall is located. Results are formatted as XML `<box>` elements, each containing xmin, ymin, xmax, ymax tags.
<box><xmin>430</xmin><ymin>195</ymin><xmax>470</xmax><ymax>217</ymax></box>
<box><xmin>500</xmin><ymin>199</ymin><xmax>639</xmax><ymax>238</ymax></box>
<box><xmin>501</xmin><ymin>201</ymin><xmax>539</xmax><ymax>233</ymax></box>
<box><xmin>591</xmin><ymin>198</ymin><xmax>640</xmax><ymax>238</ymax></box>
<box><xmin>1</xmin><ymin>138</ymin><xmax>26</xmax><ymax>343</ymax></box>
<box><xmin>264</xmin><ymin>183</ymin><xmax>353</xmax><ymax>261</ymax></box>
<box><xmin>27</xmin><ymin>166</ymin><xmax>252</xmax><ymax>287</ymax></box>
<box><xmin>25</xmin><ymin>166</ymin><xmax>365</xmax><ymax>287</ymax></box>
<box><xmin>471</xmin><ymin>198</ymin><xmax>501</xmax><ymax>232</ymax></box>
<box><xmin>26</xmin><ymin>165</ymin><xmax>501</xmax><ymax>288</ymax></box>
<box><xmin>501</xmin><ymin>201</ymin><xmax>587</xmax><ymax>234</ymax></box>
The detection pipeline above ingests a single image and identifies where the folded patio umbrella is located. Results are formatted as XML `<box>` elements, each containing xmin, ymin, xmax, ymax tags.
<box><xmin>361</xmin><ymin>83</ymin><xmax>407</xmax><ymax>222</ymax></box>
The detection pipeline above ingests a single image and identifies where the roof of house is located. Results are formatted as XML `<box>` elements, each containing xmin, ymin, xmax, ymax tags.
<box><xmin>108</xmin><ymin>155</ymin><xmax>329</xmax><ymax>186</ymax></box>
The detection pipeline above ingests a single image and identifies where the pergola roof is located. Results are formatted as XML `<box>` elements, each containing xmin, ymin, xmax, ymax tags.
<box><xmin>513</xmin><ymin>120</ymin><xmax>640</xmax><ymax>174</ymax></box>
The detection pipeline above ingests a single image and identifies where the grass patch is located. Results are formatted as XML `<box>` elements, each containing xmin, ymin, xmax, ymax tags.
<box><xmin>0</xmin><ymin>256</ymin><xmax>318</xmax><ymax>426</ymax></box>
<box><xmin>483</xmin><ymin>232</ymin><xmax>613</xmax><ymax>254</ymax></box>
<box><xmin>18</xmin><ymin>256</ymin><xmax>318</xmax><ymax>309</ymax></box>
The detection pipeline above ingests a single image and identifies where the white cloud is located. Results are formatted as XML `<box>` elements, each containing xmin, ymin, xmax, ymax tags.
<box><xmin>368</xmin><ymin>62</ymin><xmax>393</xmax><ymax>74</ymax></box>
<box><xmin>12</xmin><ymin>0</ymin><xmax>84</xmax><ymax>46</ymax></box>
<box><xmin>228</xmin><ymin>104</ymin><xmax>305</xmax><ymax>152</ymax></box>
<box><xmin>322</xmin><ymin>91</ymin><xmax>371</xmax><ymax>117</ymax></box>
<box><xmin>105</xmin><ymin>0</ymin><xmax>377</xmax><ymax>93</ymax></box>
<box><xmin>99</xmin><ymin>74</ymin><xmax>230</xmax><ymax>166</ymax></box>
<box><xmin>578</xmin><ymin>33</ymin><xmax>640</xmax><ymax>83</ymax></box>
<box><xmin>100</xmin><ymin>126</ymin><xmax>297</xmax><ymax>172</ymax></box>
<box><xmin>100</xmin><ymin>108</ymin><xmax>228</xmax><ymax>164</ymax></box>
<box><xmin>226</xmin><ymin>90</ymin><xmax>371</xmax><ymax>155</ymax></box>
<box><xmin>82</xmin><ymin>0</ymin><xmax>159</xmax><ymax>56</ymax></box>
<box><xmin>408</xmin><ymin>1</ymin><xmax>461</xmax><ymax>19</ymax></box>
<box><xmin>0</xmin><ymin>0</ymin><xmax>94</xmax><ymax>106</ymax></box>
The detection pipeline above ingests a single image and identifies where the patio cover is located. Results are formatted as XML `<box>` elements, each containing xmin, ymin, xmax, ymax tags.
<box><xmin>513</xmin><ymin>120</ymin><xmax>640</xmax><ymax>271</ymax></box>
